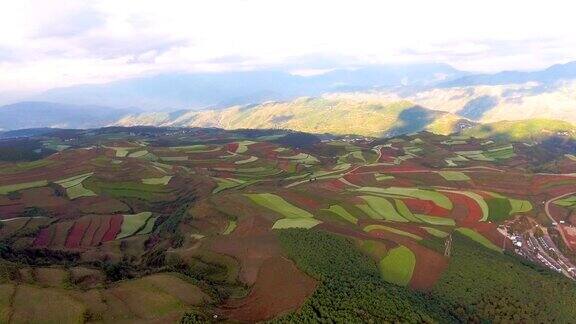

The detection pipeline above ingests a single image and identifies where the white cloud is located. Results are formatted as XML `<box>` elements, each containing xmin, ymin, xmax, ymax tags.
<box><xmin>0</xmin><ymin>0</ymin><xmax>575</xmax><ymax>92</ymax></box>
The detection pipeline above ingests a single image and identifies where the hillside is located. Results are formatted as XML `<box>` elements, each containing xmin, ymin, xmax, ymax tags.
<box><xmin>330</xmin><ymin>80</ymin><xmax>576</xmax><ymax>124</ymax></box>
<box><xmin>2</xmin><ymin>127</ymin><xmax>576</xmax><ymax>322</ymax></box>
<box><xmin>117</xmin><ymin>97</ymin><xmax>473</xmax><ymax>137</ymax></box>
<box><xmin>461</xmin><ymin>119</ymin><xmax>576</xmax><ymax>141</ymax></box>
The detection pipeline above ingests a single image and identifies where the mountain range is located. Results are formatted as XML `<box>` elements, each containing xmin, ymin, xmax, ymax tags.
<box><xmin>1</xmin><ymin>61</ymin><xmax>576</xmax><ymax>136</ymax></box>
<box><xmin>33</xmin><ymin>63</ymin><xmax>463</xmax><ymax>111</ymax></box>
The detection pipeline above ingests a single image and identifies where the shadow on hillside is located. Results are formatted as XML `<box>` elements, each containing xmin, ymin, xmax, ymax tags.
<box><xmin>458</xmin><ymin>95</ymin><xmax>498</xmax><ymax>121</ymax></box>
<box><xmin>385</xmin><ymin>106</ymin><xmax>438</xmax><ymax>137</ymax></box>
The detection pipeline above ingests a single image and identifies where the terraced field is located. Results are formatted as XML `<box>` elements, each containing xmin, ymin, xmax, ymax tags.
<box><xmin>1</xmin><ymin>126</ymin><xmax>576</xmax><ymax>322</ymax></box>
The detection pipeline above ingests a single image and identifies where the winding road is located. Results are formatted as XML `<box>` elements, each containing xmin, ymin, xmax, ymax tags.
<box><xmin>544</xmin><ymin>191</ymin><xmax>576</xmax><ymax>250</ymax></box>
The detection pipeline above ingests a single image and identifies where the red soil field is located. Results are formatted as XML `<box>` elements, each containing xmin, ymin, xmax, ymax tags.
<box><xmin>379</xmin><ymin>163</ymin><xmax>429</xmax><ymax>172</ymax></box>
<box><xmin>226</xmin><ymin>143</ymin><xmax>239</xmax><ymax>152</ymax></box>
<box><xmin>466</xmin><ymin>222</ymin><xmax>508</xmax><ymax>248</ymax></box>
<box><xmin>102</xmin><ymin>214</ymin><xmax>123</xmax><ymax>242</ymax></box>
<box><xmin>81</xmin><ymin>216</ymin><xmax>103</xmax><ymax>246</ymax></box>
<box><xmin>280</xmin><ymin>191</ymin><xmax>322</xmax><ymax>209</ymax></box>
<box><xmin>276</xmin><ymin>160</ymin><xmax>293</xmax><ymax>172</ymax></box>
<box><xmin>20</xmin><ymin>187</ymin><xmax>68</xmax><ymax>209</ymax></box>
<box><xmin>548</xmin><ymin>204</ymin><xmax>570</xmax><ymax>223</ymax></box>
<box><xmin>407</xmin><ymin>242</ymin><xmax>448</xmax><ymax>290</ymax></box>
<box><xmin>442</xmin><ymin>191</ymin><xmax>482</xmax><ymax>224</ymax></box>
<box><xmin>33</xmin><ymin>227</ymin><xmax>53</xmax><ymax>247</ymax></box>
<box><xmin>403</xmin><ymin>198</ymin><xmax>451</xmax><ymax>217</ymax></box>
<box><xmin>51</xmin><ymin>221</ymin><xmax>75</xmax><ymax>248</ymax></box>
<box><xmin>209</xmin><ymin>215</ymin><xmax>281</xmax><ymax>285</ymax></box>
<box><xmin>320</xmin><ymin>178</ymin><xmax>346</xmax><ymax>191</ymax></box>
<box><xmin>343</xmin><ymin>173</ymin><xmax>375</xmax><ymax>186</ymax></box>
<box><xmin>0</xmin><ymin>203</ymin><xmax>25</xmax><ymax>219</ymax></box>
<box><xmin>65</xmin><ymin>218</ymin><xmax>92</xmax><ymax>249</ymax></box>
<box><xmin>561</xmin><ymin>225</ymin><xmax>576</xmax><ymax>248</ymax></box>
<box><xmin>218</xmin><ymin>256</ymin><xmax>317</xmax><ymax>322</ymax></box>
<box><xmin>559</xmin><ymin>159</ymin><xmax>576</xmax><ymax>174</ymax></box>
<box><xmin>545</xmin><ymin>186</ymin><xmax>576</xmax><ymax>198</ymax></box>
<box><xmin>90</xmin><ymin>215</ymin><xmax>112</xmax><ymax>244</ymax></box>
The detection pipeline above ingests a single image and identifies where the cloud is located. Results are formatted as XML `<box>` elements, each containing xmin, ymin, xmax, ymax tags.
<box><xmin>34</xmin><ymin>8</ymin><xmax>106</xmax><ymax>38</ymax></box>
<box><xmin>0</xmin><ymin>0</ymin><xmax>575</xmax><ymax>92</ymax></box>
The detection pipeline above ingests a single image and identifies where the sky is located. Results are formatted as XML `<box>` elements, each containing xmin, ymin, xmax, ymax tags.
<box><xmin>0</xmin><ymin>0</ymin><xmax>575</xmax><ymax>93</ymax></box>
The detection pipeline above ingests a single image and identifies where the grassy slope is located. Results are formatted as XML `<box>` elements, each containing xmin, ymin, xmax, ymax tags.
<box><xmin>461</xmin><ymin>119</ymin><xmax>576</xmax><ymax>140</ymax></box>
<box><xmin>123</xmin><ymin>98</ymin><xmax>466</xmax><ymax>137</ymax></box>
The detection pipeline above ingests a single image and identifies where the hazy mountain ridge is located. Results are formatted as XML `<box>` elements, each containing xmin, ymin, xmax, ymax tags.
<box><xmin>442</xmin><ymin>61</ymin><xmax>576</xmax><ymax>87</ymax></box>
<box><xmin>34</xmin><ymin>64</ymin><xmax>465</xmax><ymax>111</ymax></box>
<box><xmin>0</xmin><ymin>101</ymin><xmax>136</xmax><ymax>131</ymax></box>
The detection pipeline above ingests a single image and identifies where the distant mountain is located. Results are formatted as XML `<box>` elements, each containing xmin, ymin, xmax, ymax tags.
<box><xmin>460</xmin><ymin>119</ymin><xmax>576</xmax><ymax>141</ymax></box>
<box><xmin>35</xmin><ymin>63</ymin><xmax>464</xmax><ymax>111</ymax></box>
<box><xmin>442</xmin><ymin>61</ymin><xmax>576</xmax><ymax>87</ymax></box>
<box><xmin>0</xmin><ymin>101</ymin><xmax>135</xmax><ymax>131</ymax></box>
<box><xmin>337</xmin><ymin>79</ymin><xmax>576</xmax><ymax>124</ymax></box>
<box><xmin>116</xmin><ymin>97</ymin><xmax>473</xmax><ymax>137</ymax></box>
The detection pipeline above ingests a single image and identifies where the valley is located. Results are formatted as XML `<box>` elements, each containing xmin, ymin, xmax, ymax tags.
<box><xmin>1</xmin><ymin>126</ymin><xmax>576</xmax><ymax>322</ymax></box>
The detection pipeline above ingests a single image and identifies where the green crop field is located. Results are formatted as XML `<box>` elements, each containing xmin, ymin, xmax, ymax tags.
<box><xmin>142</xmin><ymin>175</ymin><xmax>172</xmax><ymax>185</ymax></box>
<box><xmin>0</xmin><ymin>180</ymin><xmax>48</xmax><ymax>194</ymax></box>
<box><xmin>438</xmin><ymin>171</ymin><xmax>470</xmax><ymax>181</ymax></box>
<box><xmin>356</xmin><ymin>187</ymin><xmax>453</xmax><ymax>210</ymax></box>
<box><xmin>272</xmin><ymin>218</ymin><xmax>322</xmax><ymax>229</ymax></box>
<box><xmin>245</xmin><ymin>193</ymin><xmax>314</xmax><ymax>218</ymax></box>
<box><xmin>553</xmin><ymin>195</ymin><xmax>576</xmax><ymax>208</ymax></box>
<box><xmin>55</xmin><ymin>172</ymin><xmax>94</xmax><ymax>188</ymax></box>
<box><xmin>359</xmin><ymin>196</ymin><xmax>408</xmax><ymax>222</ymax></box>
<box><xmin>379</xmin><ymin>245</ymin><xmax>416</xmax><ymax>286</ymax></box>
<box><xmin>322</xmin><ymin>205</ymin><xmax>358</xmax><ymax>224</ymax></box>
<box><xmin>117</xmin><ymin>212</ymin><xmax>153</xmax><ymax>239</ymax></box>
<box><xmin>222</xmin><ymin>219</ymin><xmax>237</xmax><ymax>234</ymax></box>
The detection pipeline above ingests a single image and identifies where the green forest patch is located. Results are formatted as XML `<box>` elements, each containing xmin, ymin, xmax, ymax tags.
<box><xmin>432</xmin><ymin>234</ymin><xmax>576</xmax><ymax>322</ymax></box>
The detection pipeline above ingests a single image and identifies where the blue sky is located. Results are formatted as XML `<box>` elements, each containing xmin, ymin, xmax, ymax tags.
<box><xmin>0</xmin><ymin>0</ymin><xmax>574</xmax><ymax>92</ymax></box>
